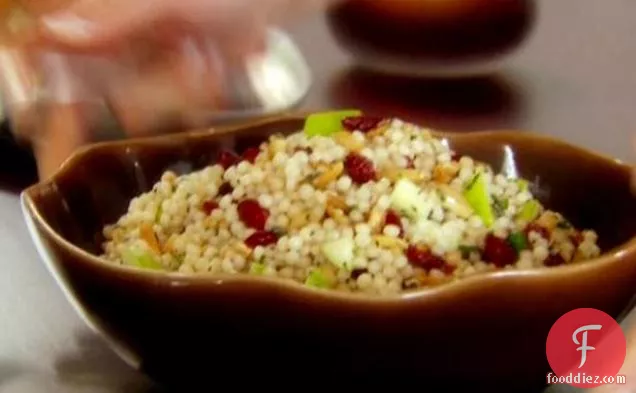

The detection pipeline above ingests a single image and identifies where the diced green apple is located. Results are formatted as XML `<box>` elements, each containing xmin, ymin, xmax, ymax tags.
<box><xmin>305</xmin><ymin>268</ymin><xmax>336</xmax><ymax>289</ymax></box>
<box><xmin>322</xmin><ymin>238</ymin><xmax>355</xmax><ymax>269</ymax></box>
<box><xmin>463</xmin><ymin>173</ymin><xmax>494</xmax><ymax>227</ymax></box>
<box><xmin>517</xmin><ymin>199</ymin><xmax>541</xmax><ymax>222</ymax></box>
<box><xmin>122</xmin><ymin>246</ymin><xmax>163</xmax><ymax>270</ymax></box>
<box><xmin>303</xmin><ymin>110</ymin><xmax>362</xmax><ymax>138</ymax></box>
<box><xmin>249</xmin><ymin>262</ymin><xmax>266</xmax><ymax>275</ymax></box>
<box><xmin>390</xmin><ymin>179</ymin><xmax>434</xmax><ymax>221</ymax></box>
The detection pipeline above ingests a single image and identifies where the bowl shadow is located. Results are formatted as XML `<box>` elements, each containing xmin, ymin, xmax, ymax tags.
<box><xmin>53</xmin><ymin>331</ymin><xmax>162</xmax><ymax>392</ymax></box>
<box><xmin>329</xmin><ymin>66</ymin><xmax>526</xmax><ymax>131</ymax></box>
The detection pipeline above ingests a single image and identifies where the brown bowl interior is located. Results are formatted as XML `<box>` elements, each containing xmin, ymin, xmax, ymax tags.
<box><xmin>23</xmin><ymin>115</ymin><xmax>636</xmax><ymax>390</ymax></box>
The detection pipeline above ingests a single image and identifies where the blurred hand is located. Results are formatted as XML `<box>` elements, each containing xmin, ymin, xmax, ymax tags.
<box><xmin>6</xmin><ymin>0</ymin><xmax>342</xmax><ymax>179</ymax></box>
<box><xmin>39</xmin><ymin>0</ymin><xmax>338</xmax><ymax>51</ymax></box>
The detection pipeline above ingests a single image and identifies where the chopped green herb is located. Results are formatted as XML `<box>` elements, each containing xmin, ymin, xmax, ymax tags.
<box><xmin>517</xmin><ymin>199</ymin><xmax>541</xmax><ymax>222</ymax></box>
<box><xmin>122</xmin><ymin>246</ymin><xmax>163</xmax><ymax>270</ymax></box>
<box><xmin>463</xmin><ymin>173</ymin><xmax>494</xmax><ymax>227</ymax></box>
<box><xmin>557</xmin><ymin>220</ymin><xmax>573</xmax><ymax>229</ymax></box>
<box><xmin>507</xmin><ymin>232</ymin><xmax>529</xmax><ymax>253</ymax></box>
<box><xmin>459</xmin><ymin>245</ymin><xmax>481</xmax><ymax>259</ymax></box>
<box><xmin>492</xmin><ymin>197</ymin><xmax>509</xmax><ymax>217</ymax></box>
<box><xmin>303</xmin><ymin>110</ymin><xmax>362</xmax><ymax>138</ymax></box>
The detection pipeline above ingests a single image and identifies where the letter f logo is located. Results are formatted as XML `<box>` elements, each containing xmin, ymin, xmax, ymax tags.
<box><xmin>572</xmin><ymin>324</ymin><xmax>602</xmax><ymax>368</ymax></box>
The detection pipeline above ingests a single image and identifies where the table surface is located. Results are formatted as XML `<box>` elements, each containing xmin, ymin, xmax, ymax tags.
<box><xmin>1</xmin><ymin>0</ymin><xmax>635</xmax><ymax>391</ymax></box>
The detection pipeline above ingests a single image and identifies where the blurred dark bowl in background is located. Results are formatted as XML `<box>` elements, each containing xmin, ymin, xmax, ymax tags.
<box><xmin>326</xmin><ymin>0</ymin><xmax>537</xmax><ymax>78</ymax></box>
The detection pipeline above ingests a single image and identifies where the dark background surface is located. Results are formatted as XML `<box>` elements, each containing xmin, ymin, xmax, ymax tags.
<box><xmin>0</xmin><ymin>0</ymin><xmax>634</xmax><ymax>391</ymax></box>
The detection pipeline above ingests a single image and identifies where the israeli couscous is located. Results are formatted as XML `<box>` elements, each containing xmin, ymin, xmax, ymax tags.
<box><xmin>101</xmin><ymin>112</ymin><xmax>601</xmax><ymax>295</ymax></box>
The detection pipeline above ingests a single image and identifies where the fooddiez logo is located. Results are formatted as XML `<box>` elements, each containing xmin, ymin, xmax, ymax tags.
<box><xmin>546</xmin><ymin>308</ymin><xmax>627</xmax><ymax>388</ymax></box>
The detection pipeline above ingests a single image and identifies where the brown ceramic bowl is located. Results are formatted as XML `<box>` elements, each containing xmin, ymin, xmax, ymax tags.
<box><xmin>21</xmin><ymin>114</ymin><xmax>636</xmax><ymax>391</ymax></box>
<box><xmin>326</xmin><ymin>0</ymin><xmax>537</xmax><ymax>77</ymax></box>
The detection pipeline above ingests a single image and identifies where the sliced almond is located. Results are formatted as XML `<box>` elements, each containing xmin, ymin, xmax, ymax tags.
<box><xmin>309</xmin><ymin>208</ymin><xmax>325</xmax><ymax>223</ymax></box>
<box><xmin>536</xmin><ymin>211</ymin><xmax>559</xmax><ymax>231</ymax></box>
<box><xmin>163</xmin><ymin>234</ymin><xmax>177</xmax><ymax>253</ymax></box>
<box><xmin>333</xmin><ymin>131</ymin><xmax>364</xmax><ymax>152</ymax></box>
<box><xmin>140</xmin><ymin>223</ymin><xmax>161</xmax><ymax>254</ymax></box>
<box><xmin>289</xmin><ymin>212</ymin><xmax>308</xmax><ymax>230</ymax></box>
<box><xmin>217</xmin><ymin>248</ymin><xmax>229</xmax><ymax>261</ymax></box>
<box><xmin>313</xmin><ymin>162</ymin><xmax>344</xmax><ymax>189</ymax></box>
<box><xmin>203</xmin><ymin>216</ymin><xmax>217</xmax><ymax>230</ymax></box>
<box><xmin>413</xmin><ymin>269</ymin><xmax>428</xmax><ymax>285</ymax></box>
<box><xmin>366</xmin><ymin>120</ymin><xmax>390</xmax><ymax>139</ymax></box>
<box><xmin>445</xmin><ymin>250</ymin><xmax>463</xmax><ymax>265</ymax></box>
<box><xmin>327</xmin><ymin>193</ymin><xmax>348</xmax><ymax>210</ymax></box>
<box><xmin>381</xmin><ymin>164</ymin><xmax>401</xmax><ymax>182</ymax></box>
<box><xmin>367</xmin><ymin>209</ymin><xmax>384</xmax><ymax>233</ymax></box>
<box><xmin>382</xmin><ymin>165</ymin><xmax>424</xmax><ymax>184</ymax></box>
<box><xmin>433</xmin><ymin>164</ymin><xmax>459</xmax><ymax>184</ymax></box>
<box><xmin>110</xmin><ymin>228</ymin><xmax>124</xmax><ymax>242</ymax></box>
<box><xmin>399</xmin><ymin>169</ymin><xmax>425</xmax><ymax>183</ymax></box>
<box><xmin>217</xmin><ymin>218</ymin><xmax>229</xmax><ymax>230</ymax></box>
<box><xmin>234</xmin><ymin>241</ymin><xmax>253</xmax><ymax>258</ymax></box>
<box><xmin>420</xmin><ymin>273</ymin><xmax>450</xmax><ymax>287</ymax></box>
<box><xmin>436</xmin><ymin>184</ymin><xmax>473</xmax><ymax>218</ymax></box>
<box><xmin>374</xmin><ymin>235</ymin><xmax>408</xmax><ymax>251</ymax></box>
<box><xmin>572</xmin><ymin>249</ymin><xmax>587</xmax><ymax>262</ymax></box>
<box><xmin>326</xmin><ymin>206</ymin><xmax>349</xmax><ymax>225</ymax></box>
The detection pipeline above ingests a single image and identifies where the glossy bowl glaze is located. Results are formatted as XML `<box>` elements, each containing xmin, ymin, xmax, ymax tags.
<box><xmin>21</xmin><ymin>114</ymin><xmax>636</xmax><ymax>391</ymax></box>
<box><xmin>326</xmin><ymin>0</ymin><xmax>538</xmax><ymax>78</ymax></box>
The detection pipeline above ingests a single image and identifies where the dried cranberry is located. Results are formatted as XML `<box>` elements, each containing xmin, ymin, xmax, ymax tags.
<box><xmin>238</xmin><ymin>199</ymin><xmax>269</xmax><ymax>230</ymax></box>
<box><xmin>524</xmin><ymin>223</ymin><xmax>550</xmax><ymax>240</ymax></box>
<box><xmin>218</xmin><ymin>150</ymin><xmax>240</xmax><ymax>169</ymax></box>
<box><xmin>342</xmin><ymin>116</ymin><xmax>383</xmax><ymax>133</ymax></box>
<box><xmin>242</xmin><ymin>147</ymin><xmax>260</xmax><ymax>164</ymax></box>
<box><xmin>384</xmin><ymin>210</ymin><xmax>404</xmax><ymax>237</ymax></box>
<box><xmin>218</xmin><ymin>182</ymin><xmax>234</xmax><ymax>196</ymax></box>
<box><xmin>245</xmin><ymin>231</ymin><xmax>279</xmax><ymax>248</ymax></box>
<box><xmin>344</xmin><ymin>153</ymin><xmax>376</xmax><ymax>184</ymax></box>
<box><xmin>483</xmin><ymin>234</ymin><xmax>518</xmax><ymax>268</ymax></box>
<box><xmin>201</xmin><ymin>200</ymin><xmax>219</xmax><ymax>215</ymax></box>
<box><xmin>406</xmin><ymin>157</ymin><xmax>415</xmax><ymax>169</ymax></box>
<box><xmin>442</xmin><ymin>264</ymin><xmax>457</xmax><ymax>275</ymax></box>
<box><xmin>451</xmin><ymin>151</ymin><xmax>462</xmax><ymax>161</ymax></box>
<box><xmin>545</xmin><ymin>254</ymin><xmax>566</xmax><ymax>267</ymax></box>
<box><xmin>406</xmin><ymin>245</ymin><xmax>446</xmax><ymax>271</ymax></box>
<box><xmin>570</xmin><ymin>232</ymin><xmax>584</xmax><ymax>247</ymax></box>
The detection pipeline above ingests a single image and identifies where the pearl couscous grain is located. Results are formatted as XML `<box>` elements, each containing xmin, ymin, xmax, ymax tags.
<box><xmin>101</xmin><ymin>115</ymin><xmax>601</xmax><ymax>296</ymax></box>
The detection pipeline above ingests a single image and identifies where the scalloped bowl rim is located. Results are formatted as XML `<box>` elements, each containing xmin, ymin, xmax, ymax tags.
<box><xmin>21</xmin><ymin>114</ymin><xmax>636</xmax><ymax>305</ymax></box>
